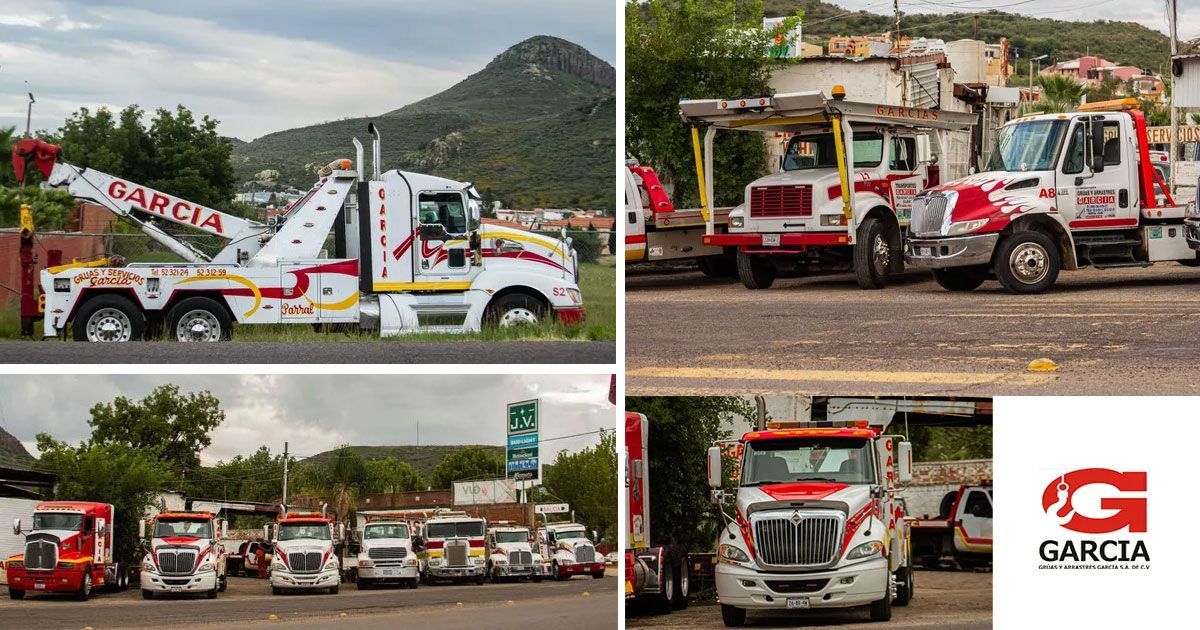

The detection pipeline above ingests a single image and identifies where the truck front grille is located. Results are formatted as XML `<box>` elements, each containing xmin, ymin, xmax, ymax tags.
<box><xmin>24</xmin><ymin>540</ymin><xmax>56</xmax><ymax>571</ymax></box>
<box><xmin>156</xmin><ymin>548</ymin><xmax>198</xmax><ymax>575</ymax></box>
<box><xmin>910</xmin><ymin>194</ymin><xmax>949</xmax><ymax>236</ymax></box>
<box><xmin>445</xmin><ymin>541</ymin><xmax>469</xmax><ymax>567</ymax></box>
<box><xmin>749</xmin><ymin>185</ymin><xmax>813</xmax><ymax>218</ymax></box>
<box><xmin>752</xmin><ymin>511</ymin><xmax>843</xmax><ymax>568</ymax></box>
<box><xmin>288</xmin><ymin>551</ymin><xmax>323</xmax><ymax>573</ymax></box>
<box><xmin>368</xmin><ymin>547</ymin><xmax>407</xmax><ymax>560</ymax></box>
<box><xmin>574</xmin><ymin>545</ymin><xmax>596</xmax><ymax>563</ymax></box>
<box><xmin>508</xmin><ymin>550</ymin><xmax>532</xmax><ymax>567</ymax></box>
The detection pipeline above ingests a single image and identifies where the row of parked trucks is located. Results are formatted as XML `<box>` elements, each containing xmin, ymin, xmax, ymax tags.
<box><xmin>3</xmin><ymin>503</ymin><xmax>606</xmax><ymax>601</ymax></box>
<box><xmin>625</xmin><ymin>410</ymin><xmax>993</xmax><ymax>626</ymax></box>
<box><xmin>627</xmin><ymin>89</ymin><xmax>1200</xmax><ymax>294</ymax></box>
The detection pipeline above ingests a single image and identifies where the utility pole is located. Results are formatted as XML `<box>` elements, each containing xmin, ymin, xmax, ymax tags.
<box><xmin>973</xmin><ymin>15</ymin><xmax>979</xmax><ymax>40</ymax></box>
<box><xmin>1169</xmin><ymin>0</ymin><xmax>1179</xmax><ymax>195</ymax></box>
<box><xmin>893</xmin><ymin>0</ymin><xmax>900</xmax><ymax>49</ymax></box>
<box><xmin>25</xmin><ymin>90</ymin><xmax>35</xmax><ymax>138</ymax></box>
<box><xmin>282</xmin><ymin>441</ymin><xmax>289</xmax><ymax>505</ymax></box>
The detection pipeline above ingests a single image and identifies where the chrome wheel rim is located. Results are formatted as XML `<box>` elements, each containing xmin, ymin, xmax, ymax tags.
<box><xmin>83</xmin><ymin>573</ymin><xmax>92</xmax><ymax>595</ymax></box>
<box><xmin>87</xmin><ymin>308</ymin><xmax>132</xmax><ymax>342</ymax></box>
<box><xmin>499</xmin><ymin>307</ymin><xmax>538</xmax><ymax>327</ymax></box>
<box><xmin>872</xmin><ymin>234</ymin><xmax>890</xmax><ymax>270</ymax></box>
<box><xmin>680</xmin><ymin>572</ymin><xmax>689</xmax><ymax>598</ymax></box>
<box><xmin>1009</xmin><ymin>242</ymin><xmax>1049</xmax><ymax>284</ymax></box>
<box><xmin>176</xmin><ymin>309</ymin><xmax>221</xmax><ymax>342</ymax></box>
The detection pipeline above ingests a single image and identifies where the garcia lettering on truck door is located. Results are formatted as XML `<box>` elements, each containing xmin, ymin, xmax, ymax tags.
<box><xmin>1057</xmin><ymin>117</ymin><xmax>1136</xmax><ymax>230</ymax></box>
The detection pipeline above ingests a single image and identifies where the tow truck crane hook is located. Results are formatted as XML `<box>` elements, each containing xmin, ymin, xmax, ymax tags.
<box><xmin>11</xmin><ymin>138</ymin><xmax>62</xmax><ymax>185</ymax></box>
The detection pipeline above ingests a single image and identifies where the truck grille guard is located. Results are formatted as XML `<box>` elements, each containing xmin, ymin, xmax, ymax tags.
<box><xmin>156</xmin><ymin>546</ymin><xmax>200</xmax><ymax>575</ymax></box>
<box><xmin>910</xmin><ymin>192</ymin><xmax>951</xmax><ymax>237</ymax></box>
<box><xmin>23</xmin><ymin>538</ymin><xmax>57</xmax><ymax>571</ymax></box>
<box><xmin>749</xmin><ymin>509</ymin><xmax>845</xmax><ymax>570</ymax></box>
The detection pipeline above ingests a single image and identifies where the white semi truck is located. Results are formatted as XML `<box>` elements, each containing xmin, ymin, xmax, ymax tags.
<box><xmin>138</xmin><ymin>511</ymin><xmax>228</xmax><ymax>599</ymax></box>
<box><xmin>706</xmin><ymin>422</ymin><xmax>914</xmax><ymax>626</ymax></box>
<box><xmin>354</xmin><ymin>515</ymin><xmax>419</xmax><ymax>589</ymax></box>
<box><xmin>486</xmin><ymin>522</ymin><xmax>544</xmax><ymax>582</ymax></box>
<box><xmin>267</xmin><ymin>510</ymin><xmax>344</xmax><ymax>595</ymax></box>
<box><xmin>10</xmin><ymin>129</ymin><xmax>584</xmax><ymax>342</ymax></box>
<box><xmin>415</xmin><ymin>511</ymin><xmax>486</xmax><ymax>584</ymax></box>
<box><xmin>536</xmin><ymin>522</ymin><xmax>606</xmax><ymax>581</ymax></box>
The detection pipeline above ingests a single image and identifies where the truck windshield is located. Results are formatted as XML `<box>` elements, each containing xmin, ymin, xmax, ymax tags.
<box><xmin>553</xmin><ymin>527</ymin><xmax>588</xmax><ymax>540</ymax></box>
<box><xmin>742</xmin><ymin>437</ymin><xmax>876</xmax><ymax>485</ymax></box>
<box><xmin>418</xmin><ymin>192</ymin><xmax>469</xmax><ymax>234</ymax></box>
<box><xmin>425</xmin><ymin>521</ymin><xmax>485</xmax><ymax>539</ymax></box>
<box><xmin>33</xmin><ymin>513</ymin><xmax>83</xmax><ymax>531</ymax></box>
<box><xmin>783</xmin><ymin>132</ymin><xmax>883</xmax><ymax>170</ymax></box>
<box><xmin>278</xmin><ymin>523</ymin><xmax>331</xmax><ymax>541</ymax></box>
<box><xmin>154</xmin><ymin>519</ymin><xmax>212</xmax><ymax>538</ymax></box>
<box><xmin>364</xmin><ymin>524</ymin><xmax>409</xmax><ymax>540</ymax></box>
<box><xmin>493</xmin><ymin>530</ymin><xmax>529</xmax><ymax>543</ymax></box>
<box><xmin>985</xmin><ymin>119</ymin><xmax>1069</xmax><ymax>172</ymax></box>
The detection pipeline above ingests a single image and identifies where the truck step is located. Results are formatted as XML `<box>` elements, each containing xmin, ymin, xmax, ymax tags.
<box><xmin>1091</xmin><ymin>261</ymin><xmax>1155</xmax><ymax>270</ymax></box>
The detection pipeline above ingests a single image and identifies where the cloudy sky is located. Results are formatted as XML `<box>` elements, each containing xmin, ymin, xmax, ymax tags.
<box><xmin>0</xmin><ymin>374</ymin><xmax>614</xmax><ymax>466</ymax></box>
<box><xmin>825</xmin><ymin>1</ymin><xmax>1193</xmax><ymax>42</ymax></box>
<box><xmin>0</xmin><ymin>0</ymin><xmax>615</xmax><ymax>140</ymax></box>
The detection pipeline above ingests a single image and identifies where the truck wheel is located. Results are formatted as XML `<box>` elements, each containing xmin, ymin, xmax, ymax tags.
<box><xmin>272</xmin><ymin>586</ymin><xmax>283</xmax><ymax>595</ymax></box>
<box><xmin>357</xmin><ymin>578</ymin><xmax>368</xmax><ymax>590</ymax></box>
<box><xmin>592</xmin><ymin>570</ymin><xmax>605</xmax><ymax>579</ymax></box>
<box><xmin>720</xmin><ymin>604</ymin><xmax>746</xmax><ymax>627</ymax></box>
<box><xmin>207</xmin><ymin>586</ymin><xmax>218</xmax><ymax>599</ymax></box>
<box><xmin>218</xmin><ymin>575</ymin><xmax>227</xmax><ymax>592</ymax></box>
<box><xmin>167</xmin><ymin>297</ymin><xmax>233</xmax><ymax>341</ymax></box>
<box><xmin>77</xmin><ymin>570</ymin><xmax>93</xmax><ymax>601</ymax></box>
<box><xmin>532</xmin><ymin>573</ymin><xmax>542</xmax><ymax>583</ymax></box>
<box><xmin>932</xmin><ymin>265</ymin><xmax>988</xmax><ymax>292</ymax></box>
<box><xmin>329</xmin><ymin>583</ymin><xmax>340</xmax><ymax>594</ymax></box>
<box><xmin>736</xmin><ymin>251</ymin><xmax>775</xmax><ymax>289</ymax></box>
<box><xmin>994</xmin><ymin>230</ymin><xmax>1060</xmax><ymax>294</ymax></box>
<box><xmin>893</xmin><ymin>561</ymin><xmax>913</xmax><ymax>606</ymax></box>
<box><xmin>484</xmin><ymin>293</ymin><xmax>546</xmax><ymax>328</ymax></box>
<box><xmin>73</xmin><ymin>294</ymin><xmax>145</xmax><ymax>342</ymax></box>
<box><xmin>869</xmin><ymin>588</ymin><xmax>893</xmax><ymax>621</ymax></box>
<box><xmin>142</xmin><ymin>589</ymin><xmax>153</xmax><ymax>600</ymax></box>
<box><xmin>854</xmin><ymin>217</ymin><xmax>892</xmax><ymax>289</ymax></box>
<box><xmin>652</xmin><ymin>556</ymin><xmax>674</xmax><ymax>614</ymax></box>
<box><xmin>670</xmin><ymin>548</ymin><xmax>688</xmax><ymax>610</ymax></box>
<box><xmin>475</xmin><ymin>572</ymin><xmax>485</xmax><ymax>585</ymax></box>
<box><xmin>8</xmin><ymin>588</ymin><xmax>24</xmax><ymax>600</ymax></box>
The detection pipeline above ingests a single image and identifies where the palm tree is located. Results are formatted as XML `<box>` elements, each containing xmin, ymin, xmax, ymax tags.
<box><xmin>1025</xmin><ymin>74</ymin><xmax>1087</xmax><ymax>114</ymax></box>
<box><xmin>292</xmin><ymin>446</ymin><xmax>383</xmax><ymax>521</ymax></box>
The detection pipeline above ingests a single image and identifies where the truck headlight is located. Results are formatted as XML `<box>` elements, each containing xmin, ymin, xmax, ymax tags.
<box><xmin>718</xmin><ymin>544</ymin><xmax>750</xmax><ymax>564</ymax></box>
<box><xmin>141</xmin><ymin>557</ymin><xmax>155</xmax><ymax>572</ymax></box>
<box><xmin>730</xmin><ymin>216</ymin><xmax>744</xmax><ymax>228</ymax></box>
<box><xmin>197</xmin><ymin>561</ymin><xmax>213</xmax><ymax>573</ymax></box>
<box><xmin>566</xmin><ymin>288</ymin><xmax>581</xmax><ymax>304</ymax></box>
<box><xmin>324</xmin><ymin>559</ymin><xmax>338</xmax><ymax>571</ymax></box>
<box><xmin>429</xmin><ymin>558</ymin><xmax>442</xmax><ymax>567</ymax></box>
<box><xmin>846</xmin><ymin>541</ymin><xmax>883</xmax><ymax>560</ymax></box>
<box><xmin>946</xmin><ymin>219</ymin><xmax>988</xmax><ymax>236</ymax></box>
<box><xmin>820</xmin><ymin>214</ymin><xmax>846</xmax><ymax>227</ymax></box>
<box><xmin>494</xmin><ymin>557</ymin><xmax>508</xmax><ymax>564</ymax></box>
<box><xmin>272</xmin><ymin>556</ymin><xmax>286</xmax><ymax>569</ymax></box>
<box><xmin>358</xmin><ymin>558</ymin><xmax>373</xmax><ymax>568</ymax></box>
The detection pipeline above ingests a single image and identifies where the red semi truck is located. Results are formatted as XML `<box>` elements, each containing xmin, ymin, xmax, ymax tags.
<box><xmin>624</xmin><ymin>411</ymin><xmax>689</xmax><ymax>613</ymax></box>
<box><xmin>5</xmin><ymin>501</ymin><xmax>118</xmax><ymax>601</ymax></box>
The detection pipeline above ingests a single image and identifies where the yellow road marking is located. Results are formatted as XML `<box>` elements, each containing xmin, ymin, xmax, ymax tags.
<box><xmin>627</xmin><ymin>366</ymin><xmax>1056</xmax><ymax>386</ymax></box>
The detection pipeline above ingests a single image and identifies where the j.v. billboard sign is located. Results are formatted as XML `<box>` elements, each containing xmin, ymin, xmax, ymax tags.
<box><xmin>507</xmin><ymin>399</ymin><xmax>539</xmax><ymax>481</ymax></box>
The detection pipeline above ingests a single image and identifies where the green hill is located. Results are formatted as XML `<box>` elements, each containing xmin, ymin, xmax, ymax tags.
<box><xmin>232</xmin><ymin>35</ymin><xmax>615</xmax><ymax>210</ymax></box>
<box><xmin>0</xmin><ymin>426</ymin><xmax>34</xmax><ymax>470</ymax></box>
<box><xmin>302</xmin><ymin>444</ymin><xmax>505</xmax><ymax>480</ymax></box>
<box><xmin>767</xmin><ymin>1</ymin><xmax>1171</xmax><ymax>75</ymax></box>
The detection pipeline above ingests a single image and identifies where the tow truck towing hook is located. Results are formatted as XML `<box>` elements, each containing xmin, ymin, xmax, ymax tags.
<box><xmin>12</xmin><ymin>138</ymin><xmax>62</xmax><ymax>184</ymax></box>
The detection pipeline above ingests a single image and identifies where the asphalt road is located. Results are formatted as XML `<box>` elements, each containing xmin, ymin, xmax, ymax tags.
<box><xmin>0</xmin><ymin>573</ymin><xmax>616</xmax><ymax>629</ymax></box>
<box><xmin>627</xmin><ymin>570</ymin><xmax>990</xmax><ymax>629</ymax></box>
<box><xmin>627</xmin><ymin>264</ymin><xmax>1200</xmax><ymax>396</ymax></box>
<box><xmin>0</xmin><ymin>340</ymin><xmax>615</xmax><ymax>364</ymax></box>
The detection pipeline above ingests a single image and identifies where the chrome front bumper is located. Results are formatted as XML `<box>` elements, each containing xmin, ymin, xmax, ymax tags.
<box><xmin>358</xmin><ymin>564</ymin><xmax>418</xmax><ymax>580</ymax></box>
<box><xmin>270</xmin><ymin>568</ymin><xmax>340</xmax><ymax>589</ymax></box>
<box><xmin>905</xmin><ymin>233</ymin><xmax>999</xmax><ymax>269</ymax></box>
<box><xmin>715</xmin><ymin>557</ymin><xmax>888</xmax><ymax>610</ymax></box>
<box><xmin>427</xmin><ymin>565</ymin><xmax>484</xmax><ymax>578</ymax></box>
<box><xmin>141</xmin><ymin>569</ymin><xmax>219</xmax><ymax>593</ymax></box>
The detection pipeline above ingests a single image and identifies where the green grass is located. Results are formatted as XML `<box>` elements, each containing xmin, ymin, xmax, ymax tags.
<box><xmin>1</xmin><ymin>261</ymin><xmax>615</xmax><ymax>342</ymax></box>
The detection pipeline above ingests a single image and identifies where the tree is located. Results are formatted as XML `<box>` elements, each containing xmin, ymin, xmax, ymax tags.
<box><xmin>292</xmin><ymin>446</ymin><xmax>383</xmax><ymax>521</ymax></box>
<box><xmin>907</xmin><ymin>426</ymin><xmax>993</xmax><ymax>461</ymax></box>
<box><xmin>87</xmin><ymin>384</ymin><xmax>225</xmax><ymax>474</ymax></box>
<box><xmin>542</xmin><ymin>430</ymin><xmax>617</xmax><ymax>544</ymax></box>
<box><xmin>33</xmin><ymin>435</ymin><xmax>172</xmax><ymax>570</ymax></box>
<box><xmin>1026</xmin><ymin>74</ymin><xmax>1087</xmax><ymax>114</ymax></box>
<box><xmin>623</xmin><ymin>396</ymin><xmax>754</xmax><ymax>552</ymax></box>
<box><xmin>368</xmin><ymin>457</ymin><xmax>427</xmax><ymax>500</ymax></box>
<box><xmin>0</xmin><ymin>126</ymin><xmax>76</xmax><ymax>230</ymax></box>
<box><xmin>626</xmin><ymin>1</ymin><xmax>800</xmax><ymax>207</ymax></box>
<box><xmin>1087</xmin><ymin>75</ymin><xmax>1125</xmax><ymax>103</ymax></box>
<box><xmin>429</xmin><ymin>446</ymin><xmax>505</xmax><ymax>489</ymax></box>
<box><xmin>186</xmin><ymin>446</ymin><xmax>290</xmax><ymax>507</ymax></box>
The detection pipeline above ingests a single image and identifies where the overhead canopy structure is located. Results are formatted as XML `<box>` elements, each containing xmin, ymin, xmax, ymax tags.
<box><xmin>678</xmin><ymin>91</ymin><xmax>978</xmax><ymax>132</ymax></box>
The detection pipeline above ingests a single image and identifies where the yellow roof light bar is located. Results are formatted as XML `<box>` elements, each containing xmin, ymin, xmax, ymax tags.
<box><xmin>1077</xmin><ymin>98</ymin><xmax>1141</xmax><ymax>113</ymax></box>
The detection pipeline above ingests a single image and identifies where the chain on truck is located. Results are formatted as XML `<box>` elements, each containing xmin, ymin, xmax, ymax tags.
<box><xmin>705</xmin><ymin>420</ymin><xmax>915</xmax><ymax>627</ymax></box>
<box><xmin>678</xmin><ymin>88</ymin><xmax>976</xmax><ymax>290</ymax></box>
<box><xmin>907</xmin><ymin>98</ymin><xmax>1200</xmax><ymax>293</ymax></box>
<box><xmin>9</xmin><ymin>124</ymin><xmax>584</xmax><ymax>342</ymax></box>
<box><xmin>138</xmin><ymin>511</ymin><xmax>228</xmax><ymax>599</ymax></box>
<box><xmin>5</xmin><ymin>502</ymin><xmax>122</xmax><ymax>601</ymax></box>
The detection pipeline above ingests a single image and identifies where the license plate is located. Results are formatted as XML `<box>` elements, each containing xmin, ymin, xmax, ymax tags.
<box><xmin>382</xmin><ymin>570</ymin><xmax>394</xmax><ymax>576</ymax></box>
<box><xmin>34</xmin><ymin>583</ymin><xmax>45</xmax><ymax>590</ymax></box>
<box><xmin>786</xmin><ymin>597</ymin><xmax>810</xmax><ymax>609</ymax></box>
<box><xmin>918</xmin><ymin>247</ymin><xmax>931</xmax><ymax>257</ymax></box>
<box><xmin>762</xmin><ymin>234</ymin><xmax>780</xmax><ymax>246</ymax></box>
<box><xmin>170</xmin><ymin>587</ymin><xmax>182</xmax><ymax>593</ymax></box>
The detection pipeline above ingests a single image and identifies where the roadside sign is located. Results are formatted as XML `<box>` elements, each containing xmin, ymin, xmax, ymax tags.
<box><xmin>507</xmin><ymin>399</ymin><xmax>540</xmax><ymax>481</ymax></box>
<box><xmin>535</xmin><ymin>503</ymin><xmax>569</xmax><ymax>515</ymax></box>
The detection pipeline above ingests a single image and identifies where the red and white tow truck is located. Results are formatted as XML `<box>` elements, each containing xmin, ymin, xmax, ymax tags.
<box><xmin>906</xmin><ymin>98</ymin><xmax>1200</xmax><ymax>293</ymax></box>
<box><xmin>907</xmin><ymin>484</ymin><xmax>992</xmax><ymax>569</ymax></box>
<box><xmin>5</xmin><ymin>502</ymin><xmax>119</xmax><ymax>601</ymax></box>
<box><xmin>624</xmin><ymin>161</ymin><xmax>735</xmax><ymax>276</ymax></box>
<box><xmin>266</xmin><ymin>509</ymin><xmax>344</xmax><ymax>595</ymax></box>
<box><xmin>138</xmin><ymin>511</ymin><xmax>228</xmax><ymax>599</ymax></box>
<box><xmin>678</xmin><ymin>89</ymin><xmax>975</xmax><ymax>289</ymax></box>
<box><xmin>10</xmin><ymin>124</ymin><xmax>583</xmax><ymax>341</ymax></box>
<box><xmin>625</xmin><ymin>411</ymin><xmax>689</xmax><ymax>613</ymax></box>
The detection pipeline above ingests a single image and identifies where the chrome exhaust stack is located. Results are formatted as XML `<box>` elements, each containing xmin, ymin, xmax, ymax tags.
<box><xmin>352</xmin><ymin>137</ymin><xmax>364</xmax><ymax>178</ymax></box>
<box><xmin>368</xmin><ymin>122</ymin><xmax>382</xmax><ymax>180</ymax></box>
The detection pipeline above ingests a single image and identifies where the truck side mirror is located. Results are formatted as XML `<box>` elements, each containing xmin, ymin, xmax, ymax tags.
<box><xmin>221</xmin><ymin>521</ymin><xmax>228</xmax><ymax>539</ymax></box>
<box><xmin>337</xmin><ymin>523</ymin><xmax>346</xmax><ymax>542</ymax></box>
<box><xmin>896</xmin><ymin>441</ymin><xmax>913</xmax><ymax>484</ymax></box>
<box><xmin>706</xmin><ymin>446</ymin><xmax>723</xmax><ymax>489</ymax></box>
<box><xmin>263</xmin><ymin>525</ymin><xmax>271</xmax><ymax>541</ymax></box>
<box><xmin>1090</xmin><ymin>119</ymin><xmax>1106</xmax><ymax>173</ymax></box>
<box><xmin>13</xmin><ymin>518</ymin><xmax>21</xmax><ymax>536</ymax></box>
<box><xmin>138</xmin><ymin>520</ymin><xmax>146</xmax><ymax>539</ymax></box>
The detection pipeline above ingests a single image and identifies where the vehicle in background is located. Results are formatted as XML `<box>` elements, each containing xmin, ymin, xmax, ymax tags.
<box><xmin>355</xmin><ymin>516</ymin><xmax>419</xmax><ymax>590</ymax></box>
<box><xmin>909</xmin><ymin>485</ymin><xmax>993</xmax><ymax>569</ymax></box>
<box><xmin>267</xmin><ymin>510</ymin><xmax>344</xmax><ymax>595</ymax></box>
<box><xmin>625</xmin><ymin>411</ymin><xmax>689</xmax><ymax>614</ymax></box>
<box><xmin>138</xmin><ymin>511</ymin><xmax>228</xmax><ymax>599</ymax></box>
<box><xmin>5</xmin><ymin>502</ymin><xmax>120</xmax><ymax>601</ymax></box>
<box><xmin>415</xmin><ymin>511</ymin><xmax>486</xmax><ymax>585</ymax></box>
<box><xmin>486</xmin><ymin>522</ymin><xmax>545</xmax><ymax>582</ymax></box>
<box><xmin>537</xmin><ymin>522</ymin><xmax>606</xmax><ymax>581</ymax></box>
<box><xmin>625</xmin><ymin>161</ymin><xmax>735</xmax><ymax>276</ymax></box>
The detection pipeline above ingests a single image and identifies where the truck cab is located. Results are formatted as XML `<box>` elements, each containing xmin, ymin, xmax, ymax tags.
<box><xmin>908</xmin><ymin>484</ymin><xmax>993</xmax><ymax>568</ymax></box>
<box><xmin>706</xmin><ymin>424</ymin><xmax>914</xmax><ymax>626</ymax></box>
<box><xmin>267</xmin><ymin>512</ymin><xmax>343</xmax><ymax>595</ymax></box>
<box><xmin>415</xmin><ymin>512</ymin><xmax>486</xmax><ymax>584</ymax></box>
<box><xmin>355</xmin><ymin>519</ymin><xmax>419</xmax><ymax>589</ymax></box>
<box><xmin>906</xmin><ymin>98</ymin><xmax>1196</xmax><ymax>293</ymax></box>
<box><xmin>5</xmin><ymin>501</ymin><xmax>116</xmax><ymax>601</ymax></box>
<box><xmin>537</xmin><ymin>522</ymin><xmax>605</xmax><ymax>581</ymax></box>
<box><xmin>138</xmin><ymin>511</ymin><xmax>227</xmax><ymax>599</ymax></box>
<box><xmin>486</xmin><ymin>523</ymin><xmax>544</xmax><ymax>582</ymax></box>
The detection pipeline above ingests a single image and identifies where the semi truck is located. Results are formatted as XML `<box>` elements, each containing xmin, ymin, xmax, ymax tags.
<box><xmin>536</xmin><ymin>522</ymin><xmax>605</xmax><ymax>581</ymax></box>
<box><xmin>5</xmin><ymin>501</ymin><xmax>119</xmax><ymax>601</ymax></box>
<box><xmin>486</xmin><ymin>522</ymin><xmax>544</xmax><ymax>582</ymax></box>
<box><xmin>415</xmin><ymin>511</ymin><xmax>486</xmax><ymax>584</ymax></box>
<box><xmin>908</xmin><ymin>485</ymin><xmax>992</xmax><ymax>569</ymax></box>
<box><xmin>706</xmin><ymin>421</ymin><xmax>914</xmax><ymax>626</ymax></box>
<box><xmin>624</xmin><ymin>162</ymin><xmax>735</xmax><ymax>276</ymax></box>
<box><xmin>10</xmin><ymin>125</ymin><xmax>584</xmax><ymax>342</ymax></box>
<box><xmin>354</xmin><ymin>514</ymin><xmax>419</xmax><ymax>589</ymax></box>
<box><xmin>138</xmin><ymin>511</ymin><xmax>228</xmax><ymax>599</ymax></box>
<box><xmin>906</xmin><ymin>98</ymin><xmax>1200</xmax><ymax>293</ymax></box>
<box><xmin>678</xmin><ymin>89</ymin><xmax>975</xmax><ymax>290</ymax></box>
<box><xmin>625</xmin><ymin>411</ymin><xmax>689</xmax><ymax>613</ymax></box>
<box><xmin>266</xmin><ymin>510</ymin><xmax>344</xmax><ymax>595</ymax></box>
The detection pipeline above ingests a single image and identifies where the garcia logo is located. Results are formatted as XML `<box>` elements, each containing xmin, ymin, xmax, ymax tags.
<box><xmin>1037</xmin><ymin>468</ymin><xmax>1149</xmax><ymax>569</ymax></box>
